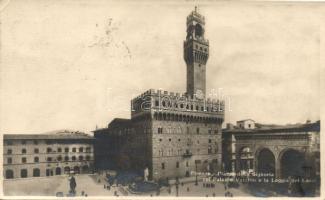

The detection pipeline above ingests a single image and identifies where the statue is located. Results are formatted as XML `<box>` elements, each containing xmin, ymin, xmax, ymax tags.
<box><xmin>69</xmin><ymin>175</ymin><xmax>77</xmax><ymax>195</ymax></box>
<box><xmin>144</xmin><ymin>167</ymin><xmax>149</xmax><ymax>181</ymax></box>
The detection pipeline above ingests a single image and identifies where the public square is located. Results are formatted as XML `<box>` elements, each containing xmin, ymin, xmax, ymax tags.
<box><xmin>3</xmin><ymin>173</ymin><xmax>252</xmax><ymax>197</ymax></box>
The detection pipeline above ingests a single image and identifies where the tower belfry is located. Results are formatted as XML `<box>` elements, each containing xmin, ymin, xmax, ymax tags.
<box><xmin>184</xmin><ymin>7</ymin><xmax>209</xmax><ymax>99</ymax></box>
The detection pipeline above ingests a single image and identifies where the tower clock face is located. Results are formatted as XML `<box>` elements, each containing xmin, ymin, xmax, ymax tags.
<box><xmin>195</xmin><ymin>89</ymin><xmax>204</xmax><ymax>99</ymax></box>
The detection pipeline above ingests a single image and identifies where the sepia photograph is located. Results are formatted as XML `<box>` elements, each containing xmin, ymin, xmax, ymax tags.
<box><xmin>0</xmin><ymin>0</ymin><xmax>323</xmax><ymax>198</ymax></box>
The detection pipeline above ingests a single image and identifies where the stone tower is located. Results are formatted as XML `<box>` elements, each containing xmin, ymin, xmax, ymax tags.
<box><xmin>94</xmin><ymin>7</ymin><xmax>224</xmax><ymax>182</ymax></box>
<box><xmin>184</xmin><ymin>7</ymin><xmax>209</xmax><ymax>99</ymax></box>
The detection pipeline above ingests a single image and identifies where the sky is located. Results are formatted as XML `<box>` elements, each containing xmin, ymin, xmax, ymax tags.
<box><xmin>0</xmin><ymin>0</ymin><xmax>323</xmax><ymax>134</ymax></box>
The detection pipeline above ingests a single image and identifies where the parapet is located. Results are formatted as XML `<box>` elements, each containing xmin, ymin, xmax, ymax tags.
<box><xmin>132</xmin><ymin>89</ymin><xmax>225</xmax><ymax>104</ymax></box>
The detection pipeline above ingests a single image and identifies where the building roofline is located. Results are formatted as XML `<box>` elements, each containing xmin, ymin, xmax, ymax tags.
<box><xmin>237</xmin><ymin>119</ymin><xmax>255</xmax><ymax>122</ymax></box>
<box><xmin>3</xmin><ymin>130</ymin><xmax>94</xmax><ymax>140</ymax></box>
<box><xmin>223</xmin><ymin>120</ymin><xmax>320</xmax><ymax>134</ymax></box>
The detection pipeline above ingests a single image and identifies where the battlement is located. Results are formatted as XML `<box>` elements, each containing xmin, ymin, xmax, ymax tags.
<box><xmin>133</xmin><ymin>89</ymin><xmax>185</xmax><ymax>100</ymax></box>
<box><xmin>132</xmin><ymin>89</ymin><xmax>224</xmax><ymax>104</ymax></box>
<box><xmin>131</xmin><ymin>89</ymin><xmax>225</xmax><ymax>119</ymax></box>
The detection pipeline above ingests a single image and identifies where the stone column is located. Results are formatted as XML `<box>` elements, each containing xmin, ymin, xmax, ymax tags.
<box><xmin>275</xmin><ymin>157</ymin><xmax>281</xmax><ymax>179</ymax></box>
<box><xmin>235</xmin><ymin>154</ymin><xmax>240</xmax><ymax>173</ymax></box>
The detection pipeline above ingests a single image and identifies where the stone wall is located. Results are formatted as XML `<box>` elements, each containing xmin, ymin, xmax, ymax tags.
<box><xmin>151</xmin><ymin>118</ymin><xmax>222</xmax><ymax>181</ymax></box>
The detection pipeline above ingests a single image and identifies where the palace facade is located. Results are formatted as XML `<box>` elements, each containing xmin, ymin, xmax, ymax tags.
<box><xmin>3</xmin><ymin>130</ymin><xmax>94</xmax><ymax>179</ymax></box>
<box><xmin>94</xmin><ymin>8</ymin><xmax>225</xmax><ymax>181</ymax></box>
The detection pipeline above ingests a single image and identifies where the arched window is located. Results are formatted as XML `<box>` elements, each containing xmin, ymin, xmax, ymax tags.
<box><xmin>64</xmin><ymin>166</ymin><xmax>70</xmax><ymax>174</ymax></box>
<box><xmin>34</xmin><ymin>157</ymin><xmax>39</xmax><ymax>163</ymax></box>
<box><xmin>7</xmin><ymin>149</ymin><xmax>12</xmax><ymax>154</ymax></box>
<box><xmin>79</xmin><ymin>147</ymin><xmax>83</xmax><ymax>152</ymax></box>
<box><xmin>47</xmin><ymin>148</ymin><xmax>52</xmax><ymax>153</ymax></box>
<box><xmin>64</xmin><ymin>147</ymin><xmax>69</xmax><ymax>153</ymax></box>
<box><xmin>33</xmin><ymin>168</ymin><xmax>40</xmax><ymax>177</ymax></box>
<box><xmin>195</xmin><ymin>24</ymin><xmax>203</xmax><ymax>37</ymax></box>
<box><xmin>5</xmin><ymin>170</ymin><xmax>14</xmax><ymax>179</ymax></box>
<box><xmin>72</xmin><ymin>156</ymin><xmax>76</xmax><ymax>161</ymax></box>
<box><xmin>74</xmin><ymin>166</ymin><xmax>80</xmax><ymax>174</ymax></box>
<box><xmin>57</xmin><ymin>156</ymin><xmax>62</xmax><ymax>161</ymax></box>
<box><xmin>72</xmin><ymin>148</ymin><xmax>76</xmax><ymax>152</ymax></box>
<box><xmin>22</xmin><ymin>149</ymin><xmax>27</xmax><ymax>154</ymax></box>
<box><xmin>64</xmin><ymin>156</ymin><xmax>69</xmax><ymax>161</ymax></box>
<box><xmin>79</xmin><ymin>155</ymin><xmax>84</xmax><ymax>161</ymax></box>
<box><xmin>56</xmin><ymin>167</ymin><xmax>61</xmax><ymax>175</ymax></box>
<box><xmin>21</xmin><ymin>169</ymin><xmax>28</xmax><ymax>178</ymax></box>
